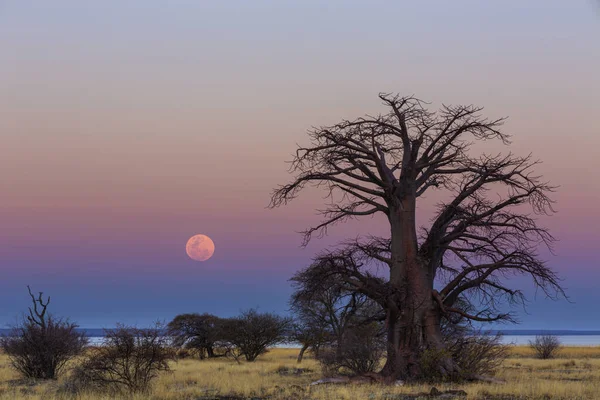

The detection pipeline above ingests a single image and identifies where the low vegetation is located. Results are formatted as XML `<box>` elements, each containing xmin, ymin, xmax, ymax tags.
<box><xmin>530</xmin><ymin>334</ymin><xmax>562</xmax><ymax>359</ymax></box>
<box><xmin>0</xmin><ymin>287</ymin><xmax>87</xmax><ymax>380</ymax></box>
<box><xmin>0</xmin><ymin>347</ymin><xmax>600</xmax><ymax>399</ymax></box>
<box><xmin>316</xmin><ymin>322</ymin><xmax>386</xmax><ymax>376</ymax></box>
<box><xmin>0</xmin><ymin>288</ymin><xmax>594</xmax><ymax>399</ymax></box>
<box><xmin>67</xmin><ymin>324</ymin><xmax>175</xmax><ymax>395</ymax></box>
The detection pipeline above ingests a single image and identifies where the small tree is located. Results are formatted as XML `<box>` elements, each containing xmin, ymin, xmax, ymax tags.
<box><xmin>530</xmin><ymin>334</ymin><xmax>561</xmax><ymax>359</ymax></box>
<box><xmin>73</xmin><ymin>324</ymin><xmax>175</xmax><ymax>394</ymax></box>
<box><xmin>290</xmin><ymin>264</ymin><xmax>385</xmax><ymax>365</ymax></box>
<box><xmin>290</xmin><ymin>321</ymin><xmax>330</xmax><ymax>363</ymax></box>
<box><xmin>222</xmin><ymin>309</ymin><xmax>290</xmax><ymax>362</ymax></box>
<box><xmin>167</xmin><ymin>313</ymin><xmax>225</xmax><ymax>359</ymax></box>
<box><xmin>0</xmin><ymin>286</ymin><xmax>87</xmax><ymax>379</ymax></box>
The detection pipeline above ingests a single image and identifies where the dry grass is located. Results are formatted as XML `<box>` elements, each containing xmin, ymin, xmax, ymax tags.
<box><xmin>2</xmin><ymin>347</ymin><xmax>600</xmax><ymax>399</ymax></box>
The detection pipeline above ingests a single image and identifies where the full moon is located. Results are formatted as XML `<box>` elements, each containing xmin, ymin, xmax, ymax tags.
<box><xmin>185</xmin><ymin>234</ymin><xmax>215</xmax><ymax>262</ymax></box>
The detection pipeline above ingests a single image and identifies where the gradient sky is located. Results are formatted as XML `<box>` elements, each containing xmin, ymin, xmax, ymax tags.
<box><xmin>1</xmin><ymin>1</ymin><xmax>599</xmax><ymax>329</ymax></box>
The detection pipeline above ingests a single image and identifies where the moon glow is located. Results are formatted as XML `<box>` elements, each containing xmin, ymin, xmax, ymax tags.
<box><xmin>185</xmin><ymin>234</ymin><xmax>215</xmax><ymax>262</ymax></box>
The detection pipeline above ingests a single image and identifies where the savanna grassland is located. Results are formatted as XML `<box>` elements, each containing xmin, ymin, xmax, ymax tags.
<box><xmin>2</xmin><ymin>347</ymin><xmax>600</xmax><ymax>400</ymax></box>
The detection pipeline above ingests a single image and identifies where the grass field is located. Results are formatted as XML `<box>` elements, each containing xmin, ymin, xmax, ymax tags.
<box><xmin>2</xmin><ymin>346</ymin><xmax>600</xmax><ymax>400</ymax></box>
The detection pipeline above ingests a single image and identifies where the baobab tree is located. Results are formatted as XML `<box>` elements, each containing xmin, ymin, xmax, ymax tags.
<box><xmin>271</xmin><ymin>93</ymin><xmax>564</xmax><ymax>381</ymax></box>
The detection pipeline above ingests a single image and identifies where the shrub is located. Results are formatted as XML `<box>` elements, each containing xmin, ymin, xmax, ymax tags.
<box><xmin>420</xmin><ymin>334</ymin><xmax>509</xmax><ymax>382</ymax></box>
<box><xmin>72</xmin><ymin>324</ymin><xmax>175</xmax><ymax>395</ymax></box>
<box><xmin>431</xmin><ymin>314</ymin><xmax>510</xmax><ymax>381</ymax></box>
<box><xmin>447</xmin><ymin>333</ymin><xmax>509</xmax><ymax>378</ymax></box>
<box><xmin>317</xmin><ymin>323</ymin><xmax>385</xmax><ymax>375</ymax></box>
<box><xmin>221</xmin><ymin>309</ymin><xmax>291</xmax><ymax>362</ymax></box>
<box><xmin>530</xmin><ymin>334</ymin><xmax>561</xmax><ymax>359</ymax></box>
<box><xmin>0</xmin><ymin>286</ymin><xmax>87</xmax><ymax>380</ymax></box>
<box><xmin>419</xmin><ymin>322</ymin><xmax>509</xmax><ymax>381</ymax></box>
<box><xmin>419</xmin><ymin>347</ymin><xmax>453</xmax><ymax>381</ymax></box>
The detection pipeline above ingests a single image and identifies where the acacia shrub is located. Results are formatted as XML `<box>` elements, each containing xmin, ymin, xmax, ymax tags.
<box><xmin>71</xmin><ymin>324</ymin><xmax>175</xmax><ymax>395</ymax></box>
<box><xmin>0</xmin><ymin>286</ymin><xmax>87</xmax><ymax>380</ymax></box>
<box><xmin>530</xmin><ymin>334</ymin><xmax>561</xmax><ymax>359</ymax></box>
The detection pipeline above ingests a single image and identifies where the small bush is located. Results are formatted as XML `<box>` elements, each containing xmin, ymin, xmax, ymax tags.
<box><xmin>419</xmin><ymin>347</ymin><xmax>453</xmax><ymax>381</ymax></box>
<box><xmin>0</xmin><ymin>286</ymin><xmax>87</xmax><ymax>380</ymax></box>
<box><xmin>72</xmin><ymin>324</ymin><xmax>175</xmax><ymax>395</ymax></box>
<box><xmin>448</xmin><ymin>333</ymin><xmax>509</xmax><ymax>378</ymax></box>
<box><xmin>435</xmin><ymin>318</ymin><xmax>509</xmax><ymax>380</ymax></box>
<box><xmin>420</xmin><ymin>334</ymin><xmax>509</xmax><ymax>382</ymax></box>
<box><xmin>530</xmin><ymin>334</ymin><xmax>561</xmax><ymax>359</ymax></box>
<box><xmin>317</xmin><ymin>323</ymin><xmax>385</xmax><ymax>375</ymax></box>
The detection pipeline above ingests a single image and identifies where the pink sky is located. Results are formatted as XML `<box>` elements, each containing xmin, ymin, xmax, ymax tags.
<box><xmin>0</xmin><ymin>1</ymin><xmax>599</xmax><ymax>327</ymax></box>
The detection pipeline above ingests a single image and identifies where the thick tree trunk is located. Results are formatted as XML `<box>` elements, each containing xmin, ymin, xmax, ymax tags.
<box><xmin>423</xmin><ymin>308</ymin><xmax>460</xmax><ymax>376</ymax></box>
<box><xmin>380</xmin><ymin>196</ymin><xmax>459</xmax><ymax>381</ymax></box>
<box><xmin>380</xmin><ymin>291</ymin><xmax>459</xmax><ymax>381</ymax></box>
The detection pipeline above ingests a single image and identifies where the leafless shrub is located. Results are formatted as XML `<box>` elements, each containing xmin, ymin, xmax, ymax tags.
<box><xmin>530</xmin><ymin>334</ymin><xmax>561</xmax><ymax>359</ymax></box>
<box><xmin>447</xmin><ymin>333</ymin><xmax>509</xmax><ymax>378</ymax></box>
<box><xmin>0</xmin><ymin>286</ymin><xmax>87</xmax><ymax>380</ymax></box>
<box><xmin>71</xmin><ymin>324</ymin><xmax>175</xmax><ymax>395</ymax></box>
<box><xmin>317</xmin><ymin>323</ymin><xmax>385</xmax><ymax>376</ymax></box>
<box><xmin>420</xmin><ymin>322</ymin><xmax>509</xmax><ymax>381</ymax></box>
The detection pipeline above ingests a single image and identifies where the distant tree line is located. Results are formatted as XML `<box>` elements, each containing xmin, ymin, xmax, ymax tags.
<box><xmin>167</xmin><ymin>309</ymin><xmax>291</xmax><ymax>362</ymax></box>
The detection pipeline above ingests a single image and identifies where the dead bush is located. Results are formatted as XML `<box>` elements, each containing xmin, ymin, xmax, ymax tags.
<box><xmin>317</xmin><ymin>323</ymin><xmax>385</xmax><ymax>375</ymax></box>
<box><xmin>447</xmin><ymin>333</ymin><xmax>509</xmax><ymax>378</ymax></box>
<box><xmin>529</xmin><ymin>334</ymin><xmax>561</xmax><ymax>359</ymax></box>
<box><xmin>0</xmin><ymin>286</ymin><xmax>87</xmax><ymax>380</ymax></box>
<box><xmin>420</xmin><ymin>323</ymin><xmax>509</xmax><ymax>381</ymax></box>
<box><xmin>71</xmin><ymin>324</ymin><xmax>175</xmax><ymax>395</ymax></box>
